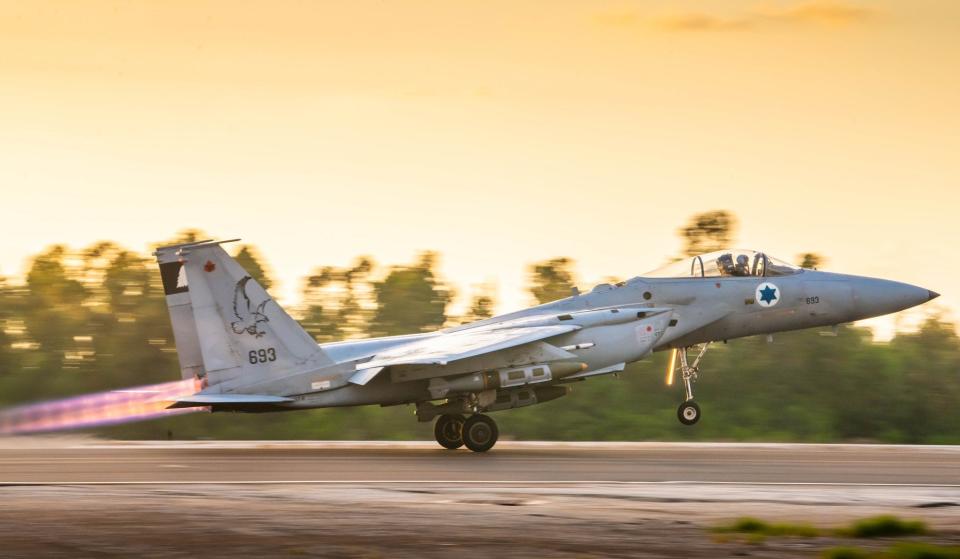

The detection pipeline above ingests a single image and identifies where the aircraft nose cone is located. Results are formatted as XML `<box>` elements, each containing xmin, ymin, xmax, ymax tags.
<box><xmin>928</xmin><ymin>290</ymin><xmax>940</xmax><ymax>301</ymax></box>
<box><xmin>853</xmin><ymin>278</ymin><xmax>933</xmax><ymax>319</ymax></box>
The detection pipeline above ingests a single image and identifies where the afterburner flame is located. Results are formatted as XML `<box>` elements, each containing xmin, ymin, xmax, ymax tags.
<box><xmin>0</xmin><ymin>378</ymin><xmax>206</xmax><ymax>435</ymax></box>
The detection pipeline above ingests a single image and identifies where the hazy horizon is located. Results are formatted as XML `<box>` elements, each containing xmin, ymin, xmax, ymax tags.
<box><xmin>3</xmin><ymin>0</ymin><xmax>956</xmax><ymax>339</ymax></box>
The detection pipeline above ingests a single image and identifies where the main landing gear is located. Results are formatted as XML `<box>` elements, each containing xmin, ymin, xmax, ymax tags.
<box><xmin>433</xmin><ymin>413</ymin><xmax>499</xmax><ymax>452</ymax></box>
<box><xmin>674</xmin><ymin>343</ymin><xmax>711</xmax><ymax>426</ymax></box>
<box><xmin>434</xmin><ymin>414</ymin><xmax>465</xmax><ymax>449</ymax></box>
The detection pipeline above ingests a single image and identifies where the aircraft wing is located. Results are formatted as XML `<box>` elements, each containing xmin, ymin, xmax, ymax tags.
<box><xmin>357</xmin><ymin>324</ymin><xmax>581</xmax><ymax>373</ymax></box>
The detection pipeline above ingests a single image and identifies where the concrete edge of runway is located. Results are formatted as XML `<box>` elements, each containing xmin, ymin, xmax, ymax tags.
<box><xmin>1</xmin><ymin>436</ymin><xmax>959</xmax><ymax>452</ymax></box>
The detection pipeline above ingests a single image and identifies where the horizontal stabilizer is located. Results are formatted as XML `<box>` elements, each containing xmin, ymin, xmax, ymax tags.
<box><xmin>349</xmin><ymin>366</ymin><xmax>385</xmax><ymax>386</ymax></box>
<box><xmin>167</xmin><ymin>394</ymin><xmax>293</xmax><ymax>409</ymax></box>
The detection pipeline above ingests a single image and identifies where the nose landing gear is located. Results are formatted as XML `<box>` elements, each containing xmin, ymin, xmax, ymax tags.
<box><xmin>677</xmin><ymin>400</ymin><xmax>701</xmax><ymax>425</ymax></box>
<box><xmin>672</xmin><ymin>343</ymin><xmax>711</xmax><ymax>426</ymax></box>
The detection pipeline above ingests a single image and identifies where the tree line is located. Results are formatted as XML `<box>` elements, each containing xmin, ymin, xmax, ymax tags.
<box><xmin>0</xmin><ymin>214</ymin><xmax>956</xmax><ymax>442</ymax></box>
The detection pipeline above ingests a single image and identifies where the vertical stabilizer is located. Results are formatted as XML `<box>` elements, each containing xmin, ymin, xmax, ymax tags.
<box><xmin>156</xmin><ymin>242</ymin><xmax>207</xmax><ymax>381</ymax></box>
<box><xmin>154</xmin><ymin>240</ymin><xmax>333</xmax><ymax>389</ymax></box>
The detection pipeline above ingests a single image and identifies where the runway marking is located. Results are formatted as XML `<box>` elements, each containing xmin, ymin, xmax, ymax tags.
<box><xmin>1</xmin><ymin>480</ymin><xmax>958</xmax><ymax>487</ymax></box>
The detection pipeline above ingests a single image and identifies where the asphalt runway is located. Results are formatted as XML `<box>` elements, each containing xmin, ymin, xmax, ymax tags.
<box><xmin>0</xmin><ymin>441</ymin><xmax>958</xmax><ymax>557</ymax></box>
<box><xmin>0</xmin><ymin>440</ymin><xmax>957</xmax><ymax>484</ymax></box>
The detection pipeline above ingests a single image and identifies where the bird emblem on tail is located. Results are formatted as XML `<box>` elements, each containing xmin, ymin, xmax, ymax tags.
<box><xmin>231</xmin><ymin>276</ymin><xmax>270</xmax><ymax>338</ymax></box>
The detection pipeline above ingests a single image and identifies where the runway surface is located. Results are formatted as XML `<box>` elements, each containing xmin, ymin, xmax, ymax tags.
<box><xmin>0</xmin><ymin>440</ymin><xmax>957</xmax><ymax>485</ymax></box>
<box><xmin>1</xmin><ymin>440</ymin><xmax>958</xmax><ymax>557</ymax></box>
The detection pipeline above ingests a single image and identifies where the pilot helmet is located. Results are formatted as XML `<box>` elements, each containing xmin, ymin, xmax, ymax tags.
<box><xmin>716</xmin><ymin>253</ymin><xmax>735</xmax><ymax>273</ymax></box>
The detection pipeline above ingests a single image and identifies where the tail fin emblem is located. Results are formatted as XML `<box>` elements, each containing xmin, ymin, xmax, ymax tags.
<box><xmin>204</xmin><ymin>260</ymin><xmax>216</xmax><ymax>273</ymax></box>
<box><xmin>230</xmin><ymin>276</ymin><xmax>270</xmax><ymax>338</ymax></box>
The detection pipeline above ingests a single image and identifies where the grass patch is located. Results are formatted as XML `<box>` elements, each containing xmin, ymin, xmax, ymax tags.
<box><xmin>821</xmin><ymin>543</ymin><xmax>960</xmax><ymax>559</ymax></box>
<box><xmin>821</xmin><ymin>547</ymin><xmax>872</xmax><ymax>559</ymax></box>
<box><xmin>715</xmin><ymin>515</ymin><xmax>937</xmax><ymax>556</ymax></box>
<box><xmin>887</xmin><ymin>542</ymin><xmax>960</xmax><ymax>559</ymax></box>
<box><xmin>841</xmin><ymin>516</ymin><xmax>927</xmax><ymax>538</ymax></box>
<box><xmin>713</xmin><ymin>517</ymin><xmax>821</xmax><ymax>537</ymax></box>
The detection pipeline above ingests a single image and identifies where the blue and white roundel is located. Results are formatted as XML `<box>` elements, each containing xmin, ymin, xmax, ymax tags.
<box><xmin>756</xmin><ymin>282</ymin><xmax>780</xmax><ymax>307</ymax></box>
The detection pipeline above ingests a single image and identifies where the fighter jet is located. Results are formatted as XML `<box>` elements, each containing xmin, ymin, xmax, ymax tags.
<box><xmin>155</xmin><ymin>240</ymin><xmax>939</xmax><ymax>452</ymax></box>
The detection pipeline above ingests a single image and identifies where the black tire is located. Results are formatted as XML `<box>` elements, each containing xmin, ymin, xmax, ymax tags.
<box><xmin>677</xmin><ymin>401</ymin><xmax>701</xmax><ymax>425</ymax></box>
<box><xmin>434</xmin><ymin>414</ymin><xmax>465</xmax><ymax>450</ymax></box>
<box><xmin>462</xmin><ymin>414</ymin><xmax>499</xmax><ymax>453</ymax></box>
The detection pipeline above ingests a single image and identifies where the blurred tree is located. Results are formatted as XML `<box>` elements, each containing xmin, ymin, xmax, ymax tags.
<box><xmin>302</xmin><ymin>271</ymin><xmax>339</xmax><ymax>342</ymax></box>
<box><xmin>458</xmin><ymin>285</ymin><xmax>496</xmax><ymax>325</ymax></box>
<box><xmin>300</xmin><ymin>257</ymin><xmax>374</xmax><ymax>342</ymax></box>
<box><xmin>370</xmin><ymin>252</ymin><xmax>450</xmax><ymax>336</ymax></box>
<box><xmin>529</xmin><ymin>257</ymin><xmax>577</xmax><ymax>304</ymax></box>
<box><xmin>0</xmin><ymin>238</ymin><xmax>958</xmax><ymax>444</ymax></box>
<box><xmin>23</xmin><ymin>246</ymin><xmax>88</xmax><ymax>356</ymax></box>
<box><xmin>0</xmin><ymin>278</ymin><xmax>33</xmax><ymax>407</ymax></box>
<box><xmin>679</xmin><ymin>210</ymin><xmax>737</xmax><ymax>256</ymax></box>
<box><xmin>798</xmin><ymin>253</ymin><xmax>825</xmax><ymax>269</ymax></box>
<box><xmin>0</xmin><ymin>276</ymin><xmax>16</xmax><ymax>379</ymax></box>
<box><xmin>97</xmin><ymin>247</ymin><xmax>180</xmax><ymax>387</ymax></box>
<box><xmin>233</xmin><ymin>245</ymin><xmax>273</xmax><ymax>291</ymax></box>
<box><xmin>168</xmin><ymin>229</ymin><xmax>208</xmax><ymax>245</ymax></box>
<box><xmin>884</xmin><ymin>317</ymin><xmax>960</xmax><ymax>443</ymax></box>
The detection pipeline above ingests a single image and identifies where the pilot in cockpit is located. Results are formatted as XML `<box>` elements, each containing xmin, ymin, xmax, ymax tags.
<box><xmin>716</xmin><ymin>253</ymin><xmax>735</xmax><ymax>276</ymax></box>
<box><xmin>734</xmin><ymin>254</ymin><xmax>750</xmax><ymax>277</ymax></box>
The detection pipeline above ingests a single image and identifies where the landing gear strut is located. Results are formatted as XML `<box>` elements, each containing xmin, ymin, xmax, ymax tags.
<box><xmin>674</xmin><ymin>343</ymin><xmax>711</xmax><ymax>425</ymax></box>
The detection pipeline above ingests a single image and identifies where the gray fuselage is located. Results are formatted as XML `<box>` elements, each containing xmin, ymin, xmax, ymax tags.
<box><xmin>264</xmin><ymin>269</ymin><xmax>934</xmax><ymax>411</ymax></box>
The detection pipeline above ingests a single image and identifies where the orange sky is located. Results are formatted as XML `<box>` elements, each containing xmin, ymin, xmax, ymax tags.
<box><xmin>2</xmin><ymin>1</ymin><xmax>957</xmax><ymax>338</ymax></box>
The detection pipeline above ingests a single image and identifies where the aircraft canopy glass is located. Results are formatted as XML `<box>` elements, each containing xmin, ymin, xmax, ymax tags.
<box><xmin>642</xmin><ymin>250</ymin><xmax>801</xmax><ymax>279</ymax></box>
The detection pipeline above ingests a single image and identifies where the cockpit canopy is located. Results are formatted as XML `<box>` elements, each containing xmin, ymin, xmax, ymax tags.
<box><xmin>643</xmin><ymin>250</ymin><xmax>801</xmax><ymax>279</ymax></box>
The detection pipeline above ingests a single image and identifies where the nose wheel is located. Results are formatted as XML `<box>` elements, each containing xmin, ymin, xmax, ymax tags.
<box><xmin>677</xmin><ymin>401</ymin><xmax>701</xmax><ymax>425</ymax></box>
<box><xmin>671</xmin><ymin>343</ymin><xmax>711</xmax><ymax>426</ymax></box>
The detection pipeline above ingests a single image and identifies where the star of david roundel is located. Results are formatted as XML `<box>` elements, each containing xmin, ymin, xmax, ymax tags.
<box><xmin>756</xmin><ymin>282</ymin><xmax>780</xmax><ymax>308</ymax></box>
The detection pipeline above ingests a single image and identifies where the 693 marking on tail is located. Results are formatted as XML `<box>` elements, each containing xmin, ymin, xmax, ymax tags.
<box><xmin>249</xmin><ymin>348</ymin><xmax>277</xmax><ymax>364</ymax></box>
